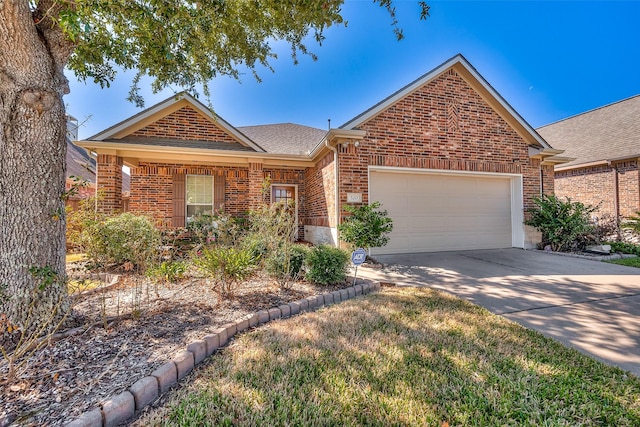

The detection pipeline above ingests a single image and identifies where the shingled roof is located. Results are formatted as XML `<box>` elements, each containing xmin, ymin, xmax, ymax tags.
<box><xmin>537</xmin><ymin>94</ymin><xmax>640</xmax><ymax>169</ymax></box>
<box><xmin>66</xmin><ymin>137</ymin><xmax>96</xmax><ymax>183</ymax></box>
<box><xmin>238</xmin><ymin>123</ymin><xmax>327</xmax><ymax>155</ymax></box>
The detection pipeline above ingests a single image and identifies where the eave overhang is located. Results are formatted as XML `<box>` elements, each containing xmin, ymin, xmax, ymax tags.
<box><xmin>307</xmin><ymin>128</ymin><xmax>367</xmax><ymax>158</ymax></box>
<box><xmin>554</xmin><ymin>154</ymin><xmax>640</xmax><ymax>172</ymax></box>
<box><xmin>528</xmin><ymin>146</ymin><xmax>575</xmax><ymax>166</ymax></box>
<box><xmin>75</xmin><ymin>141</ymin><xmax>314</xmax><ymax>169</ymax></box>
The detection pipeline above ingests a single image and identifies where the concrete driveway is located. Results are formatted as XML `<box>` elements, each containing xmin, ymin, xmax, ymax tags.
<box><xmin>358</xmin><ymin>249</ymin><xmax>640</xmax><ymax>377</ymax></box>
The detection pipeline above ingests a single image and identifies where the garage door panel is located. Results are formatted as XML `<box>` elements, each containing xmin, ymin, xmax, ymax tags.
<box><xmin>370</xmin><ymin>171</ymin><xmax>513</xmax><ymax>255</ymax></box>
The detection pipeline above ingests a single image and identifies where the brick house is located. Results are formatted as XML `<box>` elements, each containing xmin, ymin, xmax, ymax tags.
<box><xmin>75</xmin><ymin>54</ymin><xmax>568</xmax><ymax>255</ymax></box>
<box><xmin>537</xmin><ymin>95</ymin><xmax>640</xmax><ymax>219</ymax></box>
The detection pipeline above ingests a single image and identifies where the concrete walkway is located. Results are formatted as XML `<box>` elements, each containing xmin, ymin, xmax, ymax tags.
<box><xmin>357</xmin><ymin>248</ymin><xmax>640</xmax><ymax>377</ymax></box>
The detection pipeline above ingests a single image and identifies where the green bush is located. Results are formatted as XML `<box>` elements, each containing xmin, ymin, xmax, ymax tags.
<box><xmin>338</xmin><ymin>201</ymin><xmax>393</xmax><ymax>252</ymax></box>
<box><xmin>265</xmin><ymin>244</ymin><xmax>309</xmax><ymax>285</ymax></box>
<box><xmin>66</xmin><ymin>192</ymin><xmax>106</xmax><ymax>252</ymax></box>
<box><xmin>608</xmin><ymin>241</ymin><xmax>640</xmax><ymax>256</ymax></box>
<box><xmin>84</xmin><ymin>212</ymin><xmax>160</xmax><ymax>270</ymax></box>
<box><xmin>193</xmin><ymin>246</ymin><xmax>256</xmax><ymax>295</ymax></box>
<box><xmin>525</xmin><ymin>194</ymin><xmax>597</xmax><ymax>252</ymax></box>
<box><xmin>304</xmin><ymin>245</ymin><xmax>349</xmax><ymax>285</ymax></box>
<box><xmin>146</xmin><ymin>261</ymin><xmax>187</xmax><ymax>283</ymax></box>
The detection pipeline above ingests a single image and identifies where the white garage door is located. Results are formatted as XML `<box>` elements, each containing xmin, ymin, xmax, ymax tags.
<box><xmin>369</xmin><ymin>170</ymin><xmax>514</xmax><ymax>255</ymax></box>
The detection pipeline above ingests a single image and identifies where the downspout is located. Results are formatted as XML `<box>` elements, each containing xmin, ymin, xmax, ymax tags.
<box><xmin>608</xmin><ymin>160</ymin><xmax>620</xmax><ymax>220</ymax></box>
<box><xmin>326</xmin><ymin>140</ymin><xmax>340</xmax><ymax>246</ymax></box>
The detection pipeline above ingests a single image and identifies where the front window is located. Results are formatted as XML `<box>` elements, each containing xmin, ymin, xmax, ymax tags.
<box><xmin>272</xmin><ymin>185</ymin><xmax>295</xmax><ymax>204</ymax></box>
<box><xmin>186</xmin><ymin>175</ymin><xmax>213</xmax><ymax>222</ymax></box>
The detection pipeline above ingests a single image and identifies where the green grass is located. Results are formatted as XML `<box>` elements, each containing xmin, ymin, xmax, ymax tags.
<box><xmin>136</xmin><ymin>288</ymin><xmax>640</xmax><ymax>427</ymax></box>
<box><xmin>606</xmin><ymin>257</ymin><xmax>640</xmax><ymax>268</ymax></box>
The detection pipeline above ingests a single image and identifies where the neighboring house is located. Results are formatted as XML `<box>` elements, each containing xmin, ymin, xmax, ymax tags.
<box><xmin>537</xmin><ymin>95</ymin><xmax>640</xmax><ymax>219</ymax></box>
<box><xmin>66</xmin><ymin>115</ymin><xmax>131</xmax><ymax>209</ymax></box>
<box><xmin>75</xmin><ymin>54</ymin><xmax>568</xmax><ymax>255</ymax></box>
<box><xmin>65</xmin><ymin>115</ymin><xmax>96</xmax><ymax>209</ymax></box>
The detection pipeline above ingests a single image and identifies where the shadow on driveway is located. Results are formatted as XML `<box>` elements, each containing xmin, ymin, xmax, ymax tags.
<box><xmin>358</xmin><ymin>248</ymin><xmax>640</xmax><ymax>377</ymax></box>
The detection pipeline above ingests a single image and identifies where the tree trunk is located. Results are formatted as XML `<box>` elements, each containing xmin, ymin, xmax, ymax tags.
<box><xmin>0</xmin><ymin>1</ymin><xmax>75</xmax><ymax>332</ymax></box>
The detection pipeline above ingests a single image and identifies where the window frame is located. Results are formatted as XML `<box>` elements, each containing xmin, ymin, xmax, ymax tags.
<box><xmin>186</xmin><ymin>174</ymin><xmax>214</xmax><ymax>223</ymax></box>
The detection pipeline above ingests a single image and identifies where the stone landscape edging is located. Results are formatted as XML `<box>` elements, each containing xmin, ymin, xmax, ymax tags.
<box><xmin>65</xmin><ymin>279</ymin><xmax>382</xmax><ymax>427</ymax></box>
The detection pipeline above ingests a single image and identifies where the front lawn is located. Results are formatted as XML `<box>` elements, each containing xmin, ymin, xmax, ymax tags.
<box><xmin>606</xmin><ymin>257</ymin><xmax>640</xmax><ymax>268</ymax></box>
<box><xmin>136</xmin><ymin>287</ymin><xmax>640</xmax><ymax>426</ymax></box>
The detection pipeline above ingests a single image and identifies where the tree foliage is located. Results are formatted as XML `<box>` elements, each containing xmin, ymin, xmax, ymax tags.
<box><xmin>62</xmin><ymin>0</ymin><xmax>429</xmax><ymax>105</ymax></box>
<box><xmin>338</xmin><ymin>201</ymin><xmax>394</xmax><ymax>252</ymax></box>
<box><xmin>0</xmin><ymin>0</ymin><xmax>428</xmax><ymax>329</ymax></box>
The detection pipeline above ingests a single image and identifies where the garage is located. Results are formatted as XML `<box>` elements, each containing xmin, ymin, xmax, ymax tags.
<box><xmin>369</xmin><ymin>168</ymin><xmax>524</xmax><ymax>255</ymax></box>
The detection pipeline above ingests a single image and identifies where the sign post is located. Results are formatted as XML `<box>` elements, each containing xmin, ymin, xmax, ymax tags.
<box><xmin>351</xmin><ymin>248</ymin><xmax>366</xmax><ymax>285</ymax></box>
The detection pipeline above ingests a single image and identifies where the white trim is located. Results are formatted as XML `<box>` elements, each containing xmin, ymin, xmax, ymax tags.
<box><xmin>342</xmin><ymin>54</ymin><xmax>550</xmax><ymax>149</ymax></box>
<box><xmin>368</xmin><ymin>165</ymin><xmax>522</xmax><ymax>179</ymax></box>
<box><xmin>186</xmin><ymin>174</ymin><xmax>214</xmax><ymax>223</ymax></box>
<box><xmin>90</xmin><ymin>93</ymin><xmax>266</xmax><ymax>152</ymax></box>
<box><xmin>367</xmin><ymin>166</ymin><xmax>525</xmax><ymax>251</ymax></box>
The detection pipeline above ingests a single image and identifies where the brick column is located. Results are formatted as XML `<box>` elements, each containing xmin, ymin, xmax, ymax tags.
<box><xmin>97</xmin><ymin>154</ymin><xmax>123</xmax><ymax>214</ymax></box>
<box><xmin>247</xmin><ymin>161</ymin><xmax>264</xmax><ymax>209</ymax></box>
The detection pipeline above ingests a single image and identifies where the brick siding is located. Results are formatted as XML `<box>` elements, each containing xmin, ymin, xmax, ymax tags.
<box><xmin>128</xmin><ymin>162</ymin><xmax>306</xmax><ymax>235</ymax></box>
<box><xmin>555</xmin><ymin>159</ymin><xmax>640</xmax><ymax>218</ymax></box>
<box><xmin>131</xmin><ymin>106</ymin><xmax>239</xmax><ymax>143</ymax></box>
<box><xmin>336</xmin><ymin>69</ymin><xmax>550</xmax><ymax>219</ymax></box>
<box><xmin>304</xmin><ymin>152</ymin><xmax>335</xmax><ymax>227</ymax></box>
<box><xmin>97</xmin><ymin>154</ymin><xmax>123</xmax><ymax>214</ymax></box>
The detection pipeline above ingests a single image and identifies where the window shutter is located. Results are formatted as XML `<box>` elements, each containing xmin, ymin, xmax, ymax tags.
<box><xmin>172</xmin><ymin>174</ymin><xmax>186</xmax><ymax>228</ymax></box>
<box><xmin>214</xmin><ymin>173</ymin><xmax>226</xmax><ymax>213</ymax></box>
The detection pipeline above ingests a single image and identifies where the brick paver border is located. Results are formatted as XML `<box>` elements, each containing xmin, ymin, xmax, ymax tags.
<box><xmin>65</xmin><ymin>279</ymin><xmax>382</xmax><ymax>427</ymax></box>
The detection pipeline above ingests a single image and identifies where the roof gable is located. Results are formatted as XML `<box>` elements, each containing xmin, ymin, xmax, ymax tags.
<box><xmin>537</xmin><ymin>94</ymin><xmax>640</xmax><ymax>168</ymax></box>
<box><xmin>341</xmin><ymin>54</ymin><xmax>550</xmax><ymax>149</ymax></box>
<box><xmin>89</xmin><ymin>93</ymin><xmax>265</xmax><ymax>152</ymax></box>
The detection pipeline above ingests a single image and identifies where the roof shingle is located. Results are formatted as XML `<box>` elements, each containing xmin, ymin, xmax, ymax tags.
<box><xmin>237</xmin><ymin>123</ymin><xmax>327</xmax><ymax>155</ymax></box>
<box><xmin>537</xmin><ymin>94</ymin><xmax>640</xmax><ymax>168</ymax></box>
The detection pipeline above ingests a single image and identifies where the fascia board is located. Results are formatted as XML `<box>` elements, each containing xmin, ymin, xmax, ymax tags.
<box><xmin>341</xmin><ymin>54</ymin><xmax>551</xmax><ymax>149</ymax></box>
<box><xmin>88</xmin><ymin>93</ymin><xmax>266</xmax><ymax>153</ymax></box>
<box><xmin>74</xmin><ymin>141</ymin><xmax>312</xmax><ymax>167</ymax></box>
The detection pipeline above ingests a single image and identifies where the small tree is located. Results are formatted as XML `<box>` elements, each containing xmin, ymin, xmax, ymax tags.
<box><xmin>525</xmin><ymin>194</ymin><xmax>597</xmax><ymax>252</ymax></box>
<box><xmin>338</xmin><ymin>202</ymin><xmax>393</xmax><ymax>255</ymax></box>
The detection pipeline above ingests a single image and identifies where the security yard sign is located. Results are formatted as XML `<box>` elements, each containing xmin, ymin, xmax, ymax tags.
<box><xmin>351</xmin><ymin>248</ymin><xmax>366</xmax><ymax>285</ymax></box>
<box><xmin>351</xmin><ymin>248</ymin><xmax>366</xmax><ymax>265</ymax></box>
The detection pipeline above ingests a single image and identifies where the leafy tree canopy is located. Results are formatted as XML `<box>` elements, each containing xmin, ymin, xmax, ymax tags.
<box><xmin>56</xmin><ymin>0</ymin><xmax>429</xmax><ymax>105</ymax></box>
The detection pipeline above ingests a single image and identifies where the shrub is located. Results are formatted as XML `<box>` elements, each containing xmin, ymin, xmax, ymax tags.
<box><xmin>586</xmin><ymin>214</ymin><xmax>621</xmax><ymax>244</ymax></box>
<box><xmin>66</xmin><ymin>192</ymin><xmax>106</xmax><ymax>252</ymax></box>
<box><xmin>265</xmin><ymin>244</ymin><xmax>309</xmax><ymax>287</ymax></box>
<box><xmin>525</xmin><ymin>194</ymin><xmax>597</xmax><ymax>252</ymax></box>
<box><xmin>623</xmin><ymin>212</ymin><xmax>640</xmax><ymax>234</ymax></box>
<box><xmin>84</xmin><ymin>212</ymin><xmax>161</xmax><ymax>271</ymax></box>
<box><xmin>187</xmin><ymin>212</ymin><xmax>244</xmax><ymax>247</ymax></box>
<box><xmin>338</xmin><ymin>201</ymin><xmax>393</xmax><ymax>253</ymax></box>
<box><xmin>246</xmin><ymin>201</ymin><xmax>297</xmax><ymax>249</ymax></box>
<box><xmin>304</xmin><ymin>245</ymin><xmax>349</xmax><ymax>285</ymax></box>
<box><xmin>608</xmin><ymin>241</ymin><xmax>640</xmax><ymax>256</ymax></box>
<box><xmin>193</xmin><ymin>246</ymin><xmax>256</xmax><ymax>295</ymax></box>
<box><xmin>146</xmin><ymin>261</ymin><xmax>187</xmax><ymax>284</ymax></box>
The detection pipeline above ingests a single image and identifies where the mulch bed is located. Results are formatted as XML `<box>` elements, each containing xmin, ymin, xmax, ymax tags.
<box><xmin>0</xmin><ymin>264</ymin><xmax>355</xmax><ymax>427</ymax></box>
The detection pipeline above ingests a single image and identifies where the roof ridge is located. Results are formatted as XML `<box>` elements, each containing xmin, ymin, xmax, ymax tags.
<box><xmin>537</xmin><ymin>93</ymin><xmax>640</xmax><ymax>129</ymax></box>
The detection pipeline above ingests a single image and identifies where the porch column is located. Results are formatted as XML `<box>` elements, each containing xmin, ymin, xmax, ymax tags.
<box><xmin>247</xmin><ymin>161</ymin><xmax>264</xmax><ymax>209</ymax></box>
<box><xmin>97</xmin><ymin>154</ymin><xmax>123</xmax><ymax>214</ymax></box>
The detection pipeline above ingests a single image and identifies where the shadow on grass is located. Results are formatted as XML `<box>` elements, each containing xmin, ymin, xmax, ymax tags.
<box><xmin>135</xmin><ymin>287</ymin><xmax>640</xmax><ymax>426</ymax></box>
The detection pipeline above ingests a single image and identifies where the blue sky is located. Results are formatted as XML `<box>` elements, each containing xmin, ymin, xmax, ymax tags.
<box><xmin>65</xmin><ymin>1</ymin><xmax>640</xmax><ymax>139</ymax></box>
